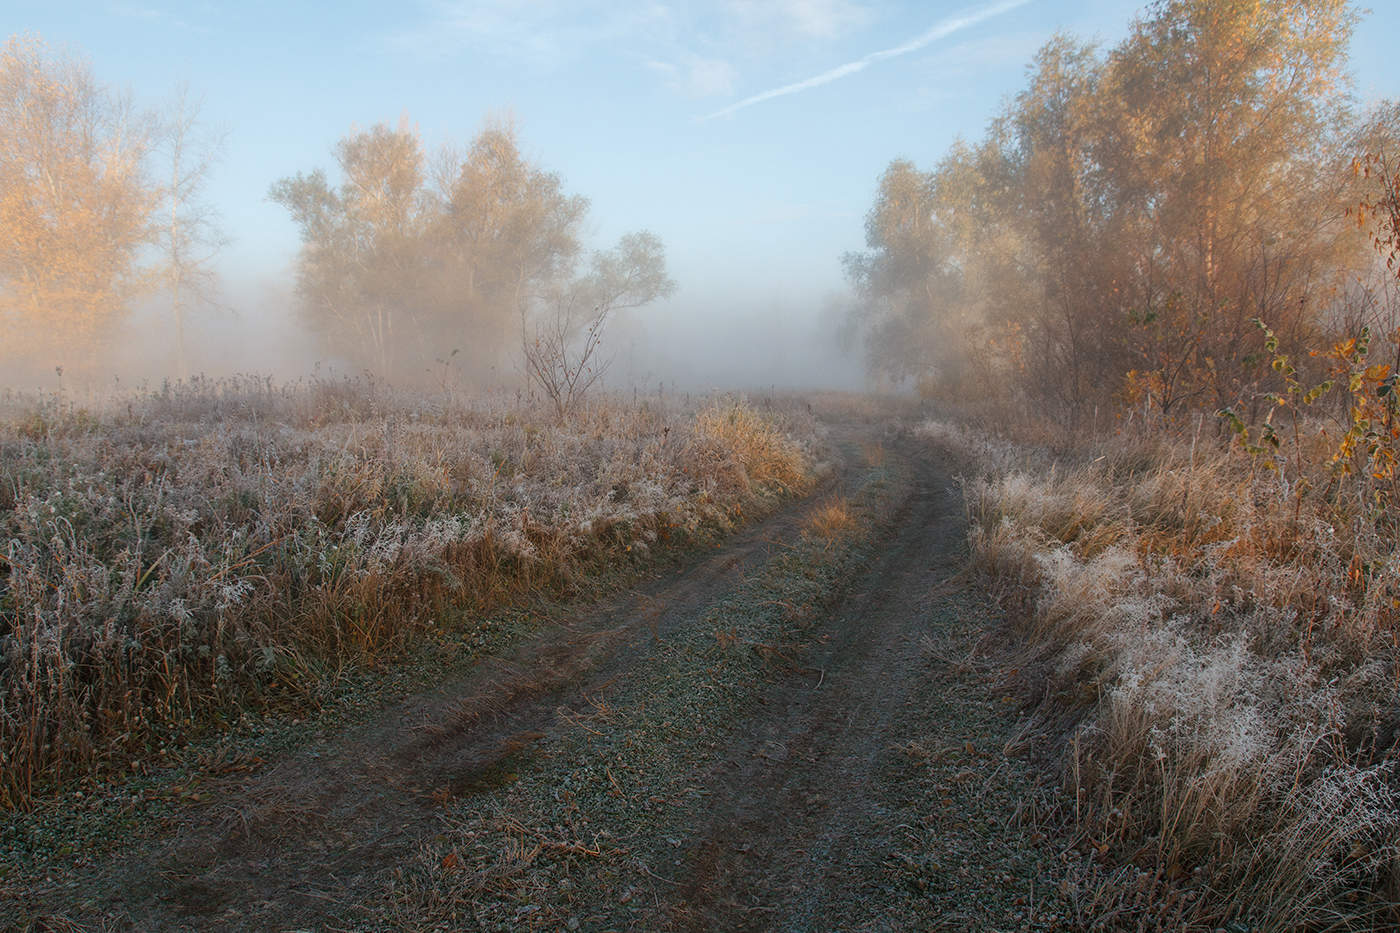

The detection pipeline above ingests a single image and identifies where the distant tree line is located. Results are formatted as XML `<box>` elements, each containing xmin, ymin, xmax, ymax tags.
<box><xmin>0</xmin><ymin>36</ymin><xmax>672</xmax><ymax>402</ymax></box>
<box><xmin>846</xmin><ymin>0</ymin><xmax>1400</xmax><ymax>426</ymax></box>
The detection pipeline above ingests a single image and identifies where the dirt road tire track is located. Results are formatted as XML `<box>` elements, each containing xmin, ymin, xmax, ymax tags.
<box><xmin>666</xmin><ymin>436</ymin><xmax>967</xmax><ymax>930</ymax></box>
<box><xmin>13</xmin><ymin>417</ymin><xmax>1071</xmax><ymax>931</ymax></box>
<box><xmin>12</xmin><ymin>429</ymin><xmax>845</xmax><ymax>931</ymax></box>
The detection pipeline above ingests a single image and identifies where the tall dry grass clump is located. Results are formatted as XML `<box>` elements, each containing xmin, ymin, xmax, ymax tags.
<box><xmin>691</xmin><ymin>399</ymin><xmax>812</xmax><ymax>498</ymax></box>
<box><xmin>0</xmin><ymin>379</ymin><xmax>813</xmax><ymax>808</ymax></box>
<box><xmin>925</xmin><ymin>405</ymin><xmax>1400</xmax><ymax>928</ymax></box>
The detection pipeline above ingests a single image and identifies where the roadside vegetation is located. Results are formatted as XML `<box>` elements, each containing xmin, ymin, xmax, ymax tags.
<box><xmin>0</xmin><ymin>379</ymin><xmax>814</xmax><ymax>809</ymax></box>
<box><xmin>845</xmin><ymin>0</ymin><xmax>1400</xmax><ymax>925</ymax></box>
<box><xmin>923</xmin><ymin>413</ymin><xmax>1400</xmax><ymax>927</ymax></box>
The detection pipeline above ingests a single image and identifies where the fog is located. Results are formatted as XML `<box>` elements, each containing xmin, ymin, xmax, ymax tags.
<box><xmin>0</xmin><ymin>52</ymin><xmax>872</xmax><ymax>398</ymax></box>
<box><xmin>4</xmin><ymin>1</ymin><xmax>1399</xmax><ymax>402</ymax></box>
<box><xmin>608</xmin><ymin>288</ymin><xmax>865</xmax><ymax>393</ymax></box>
<box><xmin>0</xmin><ymin>0</ymin><xmax>1069</xmax><ymax>399</ymax></box>
<box><xmin>6</xmin><ymin>266</ymin><xmax>864</xmax><ymax>399</ymax></box>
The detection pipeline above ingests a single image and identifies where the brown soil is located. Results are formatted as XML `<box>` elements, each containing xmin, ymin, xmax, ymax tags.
<box><xmin>9</xmin><ymin>416</ymin><xmax>1073</xmax><ymax>931</ymax></box>
<box><xmin>665</xmin><ymin>436</ymin><xmax>969</xmax><ymax>929</ymax></box>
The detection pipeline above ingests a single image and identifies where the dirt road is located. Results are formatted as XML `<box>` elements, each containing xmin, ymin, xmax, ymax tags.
<box><xmin>12</xmin><ymin>417</ymin><xmax>1073</xmax><ymax>931</ymax></box>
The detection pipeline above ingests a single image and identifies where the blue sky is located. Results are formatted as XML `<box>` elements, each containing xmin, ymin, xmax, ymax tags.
<box><xmin>10</xmin><ymin>1</ymin><xmax>1400</xmax><ymax>384</ymax></box>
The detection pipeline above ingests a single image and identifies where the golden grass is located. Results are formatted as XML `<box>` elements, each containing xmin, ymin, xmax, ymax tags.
<box><xmin>0</xmin><ymin>380</ymin><xmax>815</xmax><ymax>808</ymax></box>
<box><xmin>691</xmin><ymin>399</ymin><xmax>812</xmax><ymax>496</ymax></box>
<box><xmin>804</xmin><ymin>496</ymin><xmax>857</xmax><ymax>545</ymax></box>
<box><xmin>925</xmin><ymin>414</ymin><xmax>1400</xmax><ymax>929</ymax></box>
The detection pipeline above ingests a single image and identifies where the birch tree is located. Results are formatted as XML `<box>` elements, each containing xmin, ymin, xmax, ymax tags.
<box><xmin>273</xmin><ymin>119</ymin><xmax>596</xmax><ymax>381</ymax></box>
<box><xmin>0</xmin><ymin>36</ymin><xmax>158</xmax><ymax>370</ymax></box>
<box><xmin>270</xmin><ymin>120</ymin><xmax>426</xmax><ymax>376</ymax></box>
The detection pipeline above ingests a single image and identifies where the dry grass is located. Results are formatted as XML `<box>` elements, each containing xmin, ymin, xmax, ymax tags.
<box><xmin>804</xmin><ymin>496</ymin><xmax>857</xmax><ymax>546</ymax></box>
<box><xmin>0</xmin><ymin>379</ymin><xmax>813</xmax><ymax>809</ymax></box>
<box><xmin>691</xmin><ymin>399</ymin><xmax>812</xmax><ymax>497</ymax></box>
<box><xmin>924</xmin><ymin>415</ymin><xmax>1400</xmax><ymax>928</ymax></box>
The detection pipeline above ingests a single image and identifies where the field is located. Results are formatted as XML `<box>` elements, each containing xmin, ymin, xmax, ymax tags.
<box><xmin>7</xmin><ymin>386</ymin><xmax>1400</xmax><ymax>929</ymax></box>
<box><xmin>9</xmin><ymin>0</ymin><xmax>1400</xmax><ymax>926</ymax></box>
<box><xmin>926</xmin><ymin>400</ymin><xmax>1400</xmax><ymax>928</ymax></box>
<box><xmin>0</xmin><ymin>379</ymin><xmax>813</xmax><ymax>809</ymax></box>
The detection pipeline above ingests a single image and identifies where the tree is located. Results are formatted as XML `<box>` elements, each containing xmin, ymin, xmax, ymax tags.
<box><xmin>842</xmin><ymin>159</ymin><xmax>956</xmax><ymax>389</ymax></box>
<box><xmin>1095</xmin><ymin>0</ymin><xmax>1361</xmax><ymax>410</ymax></box>
<box><xmin>159</xmin><ymin>85</ymin><xmax>226</xmax><ymax>380</ymax></box>
<box><xmin>844</xmin><ymin>141</ymin><xmax>1033</xmax><ymax>399</ymax></box>
<box><xmin>847</xmin><ymin>0</ymin><xmax>1372</xmax><ymax>425</ymax></box>
<box><xmin>523</xmin><ymin>231</ymin><xmax>675</xmax><ymax>419</ymax></box>
<box><xmin>0</xmin><ymin>36</ymin><xmax>158</xmax><ymax>370</ymax></box>
<box><xmin>1014</xmin><ymin>38</ymin><xmax>1141</xmax><ymax>415</ymax></box>
<box><xmin>272</xmin><ymin>118</ymin><xmax>591</xmax><ymax>380</ymax></box>
<box><xmin>426</xmin><ymin>120</ymin><xmax>588</xmax><ymax>373</ymax></box>
<box><xmin>270</xmin><ymin>119</ymin><xmax>427</xmax><ymax>376</ymax></box>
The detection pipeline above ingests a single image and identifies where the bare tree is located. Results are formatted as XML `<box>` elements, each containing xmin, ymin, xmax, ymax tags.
<box><xmin>160</xmin><ymin>84</ymin><xmax>227</xmax><ymax>380</ymax></box>
<box><xmin>523</xmin><ymin>231</ymin><xmax>674</xmax><ymax>420</ymax></box>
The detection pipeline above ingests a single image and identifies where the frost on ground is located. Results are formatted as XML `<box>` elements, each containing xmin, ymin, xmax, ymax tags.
<box><xmin>923</xmin><ymin>415</ymin><xmax>1400</xmax><ymax>928</ymax></box>
<box><xmin>0</xmin><ymin>378</ymin><xmax>816</xmax><ymax>808</ymax></box>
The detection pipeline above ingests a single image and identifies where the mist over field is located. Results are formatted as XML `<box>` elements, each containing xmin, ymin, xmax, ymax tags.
<box><xmin>2</xmin><ymin>0</ymin><xmax>1396</xmax><ymax>399</ymax></box>
<box><xmin>68</xmin><ymin>276</ymin><xmax>864</xmax><ymax>395</ymax></box>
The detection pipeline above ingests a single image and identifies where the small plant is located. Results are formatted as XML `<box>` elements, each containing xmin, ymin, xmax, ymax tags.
<box><xmin>1219</xmin><ymin>319</ymin><xmax>1400</xmax><ymax>537</ymax></box>
<box><xmin>1352</xmin><ymin>150</ymin><xmax>1400</xmax><ymax>281</ymax></box>
<box><xmin>804</xmin><ymin>496</ymin><xmax>856</xmax><ymax>545</ymax></box>
<box><xmin>691</xmin><ymin>400</ymin><xmax>810</xmax><ymax>496</ymax></box>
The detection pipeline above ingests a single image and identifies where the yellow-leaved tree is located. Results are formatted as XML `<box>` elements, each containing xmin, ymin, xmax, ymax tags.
<box><xmin>271</xmin><ymin>117</ymin><xmax>668</xmax><ymax>391</ymax></box>
<box><xmin>0</xmin><ymin>36</ymin><xmax>159</xmax><ymax>372</ymax></box>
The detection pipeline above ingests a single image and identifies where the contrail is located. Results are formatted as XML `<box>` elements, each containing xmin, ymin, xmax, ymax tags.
<box><xmin>700</xmin><ymin>0</ymin><xmax>1033</xmax><ymax>121</ymax></box>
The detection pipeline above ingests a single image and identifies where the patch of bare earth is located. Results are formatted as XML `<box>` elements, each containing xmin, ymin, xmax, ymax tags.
<box><xmin>651</xmin><ymin>437</ymin><xmax>1073</xmax><ymax>932</ymax></box>
<box><xmin>10</xmin><ymin>419</ymin><xmax>1077</xmax><ymax>931</ymax></box>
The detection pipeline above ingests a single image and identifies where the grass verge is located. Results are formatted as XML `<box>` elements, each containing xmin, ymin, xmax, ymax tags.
<box><xmin>921</xmin><ymin>415</ymin><xmax>1400</xmax><ymax>929</ymax></box>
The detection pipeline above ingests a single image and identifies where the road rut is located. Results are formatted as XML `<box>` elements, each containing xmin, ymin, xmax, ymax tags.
<box><xmin>15</xmin><ymin>418</ymin><xmax>1072</xmax><ymax>931</ymax></box>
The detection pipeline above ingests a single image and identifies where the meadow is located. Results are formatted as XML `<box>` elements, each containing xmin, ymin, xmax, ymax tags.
<box><xmin>0</xmin><ymin>378</ymin><xmax>814</xmax><ymax>809</ymax></box>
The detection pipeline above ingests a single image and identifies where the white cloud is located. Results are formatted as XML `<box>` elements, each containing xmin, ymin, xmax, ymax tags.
<box><xmin>702</xmin><ymin>0</ymin><xmax>1033</xmax><ymax>120</ymax></box>
<box><xmin>648</xmin><ymin>54</ymin><xmax>738</xmax><ymax>98</ymax></box>
<box><xmin>398</xmin><ymin>0</ymin><xmax>1033</xmax><ymax>108</ymax></box>
<box><xmin>391</xmin><ymin>1</ymin><xmax>673</xmax><ymax>65</ymax></box>
<box><xmin>726</xmin><ymin>0</ymin><xmax>874</xmax><ymax>40</ymax></box>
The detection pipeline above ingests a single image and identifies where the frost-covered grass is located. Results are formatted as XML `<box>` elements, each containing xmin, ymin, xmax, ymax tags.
<box><xmin>923</xmin><ymin>417</ymin><xmax>1400</xmax><ymax>928</ymax></box>
<box><xmin>0</xmin><ymin>378</ymin><xmax>815</xmax><ymax>809</ymax></box>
